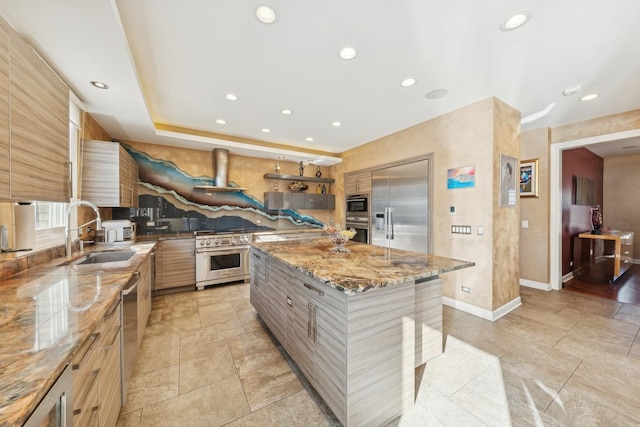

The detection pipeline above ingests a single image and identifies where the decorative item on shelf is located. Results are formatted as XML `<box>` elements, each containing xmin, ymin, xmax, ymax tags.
<box><xmin>316</xmin><ymin>166</ymin><xmax>322</xmax><ymax>178</ymax></box>
<box><xmin>299</xmin><ymin>161</ymin><xmax>305</xmax><ymax>176</ymax></box>
<box><xmin>316</xmin><ymin>184</ymin><xmax>322</xmax><ymax>194</ymax></box>
<box><xmin>273</xmin><ymin>181</ymin><xmax>279</xmax><ymax>191</ymax></box>
<box><xmin>288</xmin><ymin>181</ymin><xmax>308</xmax><ymax>192</ymax></box>
<box><xmin>274</xmin><ymin>162</ymin><xmax>281</xmax><ymax>173</ymax></box>
<box><xmin>590</xmin><ymin>205</ymin><xmax>603</xmax><ymax>234</ymax></box>
<box><xmin>321</xmin><ymin>184</ymin><xmax>327</xmax><ymax>194</ymax></box>
<box><xmin>324</xmin><ymin>223</ymin><xmax>357</xmax><ymax>253</ymax></box>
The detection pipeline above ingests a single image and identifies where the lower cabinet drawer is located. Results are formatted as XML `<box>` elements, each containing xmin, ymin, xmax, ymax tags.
<box><xmin>99</xmin><ymin>329</ymin><xmax>122</xmax><ymax>427</ymax></box>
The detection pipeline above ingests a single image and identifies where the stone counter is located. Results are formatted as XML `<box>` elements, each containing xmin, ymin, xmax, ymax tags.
<box><xmin>0</xmin><ymin>242</ymin><xmax>155</xmax><ymax>426</ymax></box>
<box><xmin>252</xmin><ymin>238</ymin><xmax>474</xmax><ymax>294</ymax></box>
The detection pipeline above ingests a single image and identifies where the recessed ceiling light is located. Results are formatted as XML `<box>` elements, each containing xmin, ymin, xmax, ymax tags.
<box><xmin>500</xmin><ymin>10</ymin><xmax>533</xmax><ymax>31</ymax></box>
<box><xmin>261</xmin><ymin>128</ymin><xmax>271</xmax><ymax>133</ymax></box>
<box><xmin>280</xmin><ymin>109</ymin><xmax>293</xmax><ymax>115</ymax></box>
<box><xmin>255</xmin><ymin>6</ymin><xmax>277</xmax><ymax>24</ymax></box>
<box><xmin>580</xmin><ymin>93</ymin><xmax>599</xmax><ymax>101</ymax></box>
<box><xmin>332</xmin><ymin>121</ymin><xmax>342</xmax><ymax>127</ymax></box>
<box><xmin>305</xmin><ymin>137</ymin><xmax>314</xmax><ymax>142</ymax></box>
<box><xmin>562</xmin><ymin>85</ymin><xmax>582</xmax><ymax>96</ymax></box>
<box><xmin>90</xmin><ymin>81</ymin><xmax>109</xmax><ymax>89</ymax></box>
<box><xmin>339</xmin><ymin>47</ymin><xmax>357</xmax><ymax>60</ymax></box>
<box><xmin>216</xmin><ymin>119</ymin><xmax>226</xmax><ymax>125</ymax></box>
<box><xmin>225</xmin><ymin>93</ymin><xmax>238</xmax><ymax>101</ymax></box>
<box><xmin>400</xmin><ymin>78</ymin><xmax>417</xmax><ymax>87</ymax></box>
<box><xmin>425</xmin><ymin>88</ymin><xmax>448</xmax><ymax>99</ymax></box>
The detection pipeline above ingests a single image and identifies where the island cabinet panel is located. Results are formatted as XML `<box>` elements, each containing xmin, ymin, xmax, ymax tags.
<box><xmin>0</xmin><ymin>18</ymin><xmax>9</xmax><ymax>199</ymax></box>
<box><xmin>415</xmin><ymin>277</ymin><xmax>443</xmax><ymax>366</ymax></box>
<box><xmin>154</xmin><ymin>239</ymin><xmax>195</xmax><ymax>290</ymax></box>
<box><xmin>249</xmin><ymin>251</ymin><xmax>267</xmax><ymax>315</ymax></box>
<box><xmin>9</xmin><ymin>28</ymin><xmax>69</xmax><ymax>202</ymax></box>
<box><xmin>263</xmin><ymin>258</ymin><xmax>289</xmax><ymax>345</ymax></box>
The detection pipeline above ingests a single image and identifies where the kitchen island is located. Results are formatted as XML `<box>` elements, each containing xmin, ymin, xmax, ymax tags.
<box><xmin>250</xmin><ymin>238</ymin><xmax>474</xmax><ymax>427</ymax></box>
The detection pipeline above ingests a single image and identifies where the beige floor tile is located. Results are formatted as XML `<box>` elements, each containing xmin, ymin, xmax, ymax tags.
<box><xmin>142</xmin><ymin>312</ymin><xmax>201</xmax><ymax>338</ymax></box>
<box><xmin>565</xmin><ymin>295</ymin><xmax>623</xmax><ymax>318</ymax></box>
<box><xmin>554</xmin><ymin>316</ymin><xmax>639</xmax><ymax>360</ymax></box>
<box><xmin>122</xmin><ymin>364</ymin><xmax>180</xmax><ymax>413</ymax></box>
<box><xmin>133</xmin><ymin>332</ymin><xmax>179</xmax><ymax>376</ymax></box>
<box><xmin>116</xmin><ymin>409</ymin><xmax>142</xmax><ymax>427</ymax></box>
<box><xmin>195</xmin><ymin>285</ymin><xmax>243</xmax><ymax>307</ymax></box>
<box><xmin>615</xmin><ymin>303</ymin><xmax>640</xmax><ymax>325</ymax></box>
<box><xmin>139</xmin><ymin>376</ymin><xmax>251</xmax><ymax>427</ymax></box>
<box><xmin>179</xmin><ymin>317</ymin><xmax>245</xmax><ymax>349</ymax></box>
<box><xmin>160</xmin><ymin>298</ymin><xmax>198</xmax><ymax>320</ymax></box>
<box><xmin>500</xmin><ymin>315</ymin><xmax>570</xmax><ymax>348</ymax></box>
<box><xmin>179</xmin><ymin>339</ymin><xmax>237</xmax><ymax>394</ymax></box>
<box><xmin>235</xmin><ymin>347</ymin><xmax>304</xmax><ymax>411</ymax></box>
<box><xmin>231</xmin><ymin>297</ymin><xmax>255</xmax><ymax>313</ymax></box>
<box><xmin>198</xmin><ymin>301</ymin><xmax>239</xmax><ymax>325</ymax></box>
<box><xmin>227</xmin><ymin>328</ymin><xmax>276</xmax><ymax>359</ymax></box>
<box><xmin>451</xmin><ymin>363</ymin><xmax>565</xmax><ymax>426</ymax></box>
<box><xmin>224</xmin><ymin>389</ymin><xmax>331</xmax><ymax>427</ymax></box>
<box><xmin>237</xmin><ymin>306</ymin><xmax>264</xmax><ymax>332</ymax></box>
<box><xmin>509</xmin><ymin>303</ymin><xmax>581</xmax><ymax>331</ymax></box>
<box><xmin>444</xmin><ymin>311</ymin><xmax>514</xmax><ymax>345</ymax></box>
<box><xmin>546</xmin><ymin>386</ymin><xmax>639</xmax><ymax>426</ymax></box>
<box><xmin>628</xmin><ymin>341</ymin><xmax>640</xmax><ymax>359</ymax></box>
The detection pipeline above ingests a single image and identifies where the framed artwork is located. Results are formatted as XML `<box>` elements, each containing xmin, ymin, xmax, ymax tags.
<box><xmin>519</xmin><ymin>159</ymin><xmax>539</xmax><ymax>197</ymax></box>
<box><xmin>500</xmin><ymin>154</ymin><xmax>517</xmax><ymax>207</ymax></box>
<box><xmin>447</xmin><ymin>165</ymin><xmax>476</xmax><ymax>189</ymax></box>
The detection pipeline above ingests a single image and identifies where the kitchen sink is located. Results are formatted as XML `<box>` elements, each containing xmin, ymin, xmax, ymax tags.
<box><xmin>61</xmin><ymin>250</ymin><xmax>136</xmax><ymax>266</ymax></box>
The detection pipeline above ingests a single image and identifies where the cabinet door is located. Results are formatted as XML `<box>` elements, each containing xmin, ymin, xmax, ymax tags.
<box><xmin>0</xmin><ymin>19</ymin><xmax>9</xmax><ymax>199</ymax></box>
<box><xmin>98</xmin><ymin>299</ymin><xmax>121</xmax><ymax>427</ymax></box>
<box><xmin>249</xmin><ymin>250</ymin><xmax>267</xmax><ymax>321</ymax></box>
<box><xmin>9</xmin><ymin>29</ymin><xmax>69</xmax><ymax>202</ymax></box>
<box><xmin>292</xmin><ymin>282</ymin><xmax>315</xmax><ymax>381</ymax></box>
<box><xmin>82</xmin><ymin>140</ymin><xmax>121</xmax><ymax>206</ymax></box>
<box><xmin>129</xmin><ymin>154</ymin><xmax>139</xmax><ymax>207</ymax></box>
<box><xmin>264</xmin><ymin>259</ymin><xmax>288</xmax><ymax>345</ymax></box>
<box><xmin>290</xmin><ymin>192</ymin><xmax>305</xmax><ymax>209</ymax></box>
<box><xmin>137</xmin><ymin>256</ymin><xmax>152</xmax><ymax>348</ymax></box>
<box><xmin>155</xmin><ymin>239</ymin><xmax>196</xmax><ymax>289</ymax></box>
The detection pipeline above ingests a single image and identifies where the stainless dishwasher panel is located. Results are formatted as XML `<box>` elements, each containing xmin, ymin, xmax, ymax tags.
<box><xmin>121</xmin><ymin>271</ymin><xmax>139</xmax><ymax>404</ymax></box>
<box><xmin>24</xmin><ymin>363</ymin><xmax>72</xmax><ymax>427</ymax></box>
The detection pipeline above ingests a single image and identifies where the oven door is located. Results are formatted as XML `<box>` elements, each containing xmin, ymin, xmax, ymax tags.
<box><xmin>346</xmin><ymin>222</ymin><xmax>370</xmax><ymax>244</ymax></box>
<box><xmin>346</xmin><ymin>195</ymin><xmax>368</xmax><ymax>214</ymax></box>
<box><xmin>196</xmin><ymin>246</ymin><xmax>250</xmax><ymax>289</ymax></box>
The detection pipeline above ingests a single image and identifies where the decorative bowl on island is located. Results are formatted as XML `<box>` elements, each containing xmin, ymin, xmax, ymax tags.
<box><xmin>324</xmin><ymin>223</ymin><xmax>357</xmax><ymax>253</ymax></box>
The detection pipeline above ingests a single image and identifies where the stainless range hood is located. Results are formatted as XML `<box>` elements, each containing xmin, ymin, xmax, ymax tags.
<box><xmin>194</xmin><ymin>148</ymin><xmax>246</xmax><ymax>192</ymax></box>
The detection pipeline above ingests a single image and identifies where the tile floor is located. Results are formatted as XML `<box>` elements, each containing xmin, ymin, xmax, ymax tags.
<box><xmin>116</xmin><ymin>283</ymin><xmax>640</xmax><ymax>427</ymax></box>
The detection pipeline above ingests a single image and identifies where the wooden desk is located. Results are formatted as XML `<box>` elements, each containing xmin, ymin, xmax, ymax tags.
<box><xmin>573</xmin><ymin>230</ymin><xmax>634</xmax><ymax>282</ymax></box>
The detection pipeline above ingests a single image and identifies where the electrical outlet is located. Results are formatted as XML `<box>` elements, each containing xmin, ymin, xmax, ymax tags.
<box><xmin>461</xmin><ymin>286</ymin><xmax>471</xmax><ymax>293</ymax></box>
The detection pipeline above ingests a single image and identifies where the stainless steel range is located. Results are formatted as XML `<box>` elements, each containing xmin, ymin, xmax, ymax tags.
<box><xmin>195</xmin><ymin>230</ymin><xmax>252</xmax><ymax>290</ymax></box>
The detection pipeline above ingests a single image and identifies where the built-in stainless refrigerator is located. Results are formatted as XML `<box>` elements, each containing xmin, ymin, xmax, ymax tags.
<box><xmin>371</xmin><ymin>158</ymin><xmax>429</xmax><ymax>253</ymax></box>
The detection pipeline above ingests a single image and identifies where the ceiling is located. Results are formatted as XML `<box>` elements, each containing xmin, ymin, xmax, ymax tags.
<box><xmin>1</xmin><ymin>0</ymin><xmax>640</xmax><ymax>165</ymax></box>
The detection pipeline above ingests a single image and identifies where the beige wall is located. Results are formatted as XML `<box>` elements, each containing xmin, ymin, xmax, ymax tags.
<box><xmin>604</xmin><ymin>153</ymin><xmax>640</xmax><ymax>256</ymax></box>
<box><xmin>519</xmin><ymin>127</ymin><xmax>551</xmax><ymax>285</ymax></box>
<box><xmin>335</xmin><ymin>97</ymin><xmax>520</xmax><ymax>312</ymax></box>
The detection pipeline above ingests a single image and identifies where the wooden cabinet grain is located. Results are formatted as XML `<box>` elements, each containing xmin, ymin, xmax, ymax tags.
<box><xmin>155</xmin><ymin>239</ymin><xmax>195</xmax><ymax>290</ymax></box>
<box><xmin>0</xmin><ymin>19</ymin><xmax>9</xmax><ymax>199</ymax></box>
<box><xmin>98</xmin><ymin>299</ymin><xmax>122</xmax><ymax>427</ymax></box>
<box><xmin>82</xmin><ymin>140</ymin><xmax>139</xmax><ymax>208</ymax></box>
<box><xmin>9</xmin><ymin>27</ymin><xmax>69</xmax><ymax>202</ymax></box>
<box><xmin>344</xmin><ymin>171</ymin><xmax>371</xmax><ymax>195</ymax></box>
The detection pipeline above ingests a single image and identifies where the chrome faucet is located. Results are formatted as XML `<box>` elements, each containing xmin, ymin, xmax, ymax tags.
<box><xmin>66</xmin><ymin>200</ymin><xmax>101</xmax><ymax>258</ymax></box>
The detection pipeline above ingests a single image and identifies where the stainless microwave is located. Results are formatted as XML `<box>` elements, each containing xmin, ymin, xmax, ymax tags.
<box><xmin>346</xmin><ymin>194</ymin><xmax>368</xmax><ymax>214</ymax></box>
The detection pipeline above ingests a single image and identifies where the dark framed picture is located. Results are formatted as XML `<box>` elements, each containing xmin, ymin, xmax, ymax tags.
<box><xmin>519</xmin><ymin>159</ymin><xmax>539</xmax><ymax>198</ymax></box>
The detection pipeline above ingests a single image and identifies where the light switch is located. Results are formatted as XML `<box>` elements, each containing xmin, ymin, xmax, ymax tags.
<box><xmin>477</xmin><ymin>226</ymin><xmax>484</xmax><ymax>236</ymax></box>
<box><xmin>522</xmin><ymin>220</ymin><xmax>529</xmax><ymax>229</ymax></box>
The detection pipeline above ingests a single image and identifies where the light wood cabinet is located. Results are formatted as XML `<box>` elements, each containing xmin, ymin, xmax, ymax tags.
<box><xmin>9</xmin><ymin>27</ymin><xmax>69</xmax><ymax>202</ymax></box>
<box><xmin>155</xmin><ymin>239</ymin><xmax>196</xmax><ymax>290</ymax></box>
<box><xmin>136</xmin><ymin>255</ymin><xmax>152</xmax><ymax>348</ymax></box>
<box><xmin>0</xmin><ymin>19</ymin><xmax>9</xmax><ymax>199</ymax></box>
<box><xmin>71</xmin><ymin>298</ymin><xmax>121</xmax><ymax>427</ymax></box>
<box><xmin>82</xmin><ymin>140</ymin><xmax>139</xmax><ymax>208</ymax></box>
<box><xmin>344</xmin><ymin>171</ymin><xmax>371</xmax><ymax>195</ymax></box>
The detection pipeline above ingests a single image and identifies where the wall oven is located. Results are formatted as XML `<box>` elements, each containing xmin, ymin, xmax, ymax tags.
<box><xmin>346</xmin><ymin>194</ymin><xmax>369</xmax><ymax>217</ymax></box>
<box><xmin>195</xmin><ymin>231</ymin><xmax>252</xmax><ymax>290</ymax></box>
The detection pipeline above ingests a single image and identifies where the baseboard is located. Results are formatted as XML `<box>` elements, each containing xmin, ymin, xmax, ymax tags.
<box><xmin>442</xmin><ymin>296</ymin><xmax>522</xmax><ymax>321</ymax></box>
<box><xmin>519</xmin><ymin>278</ymin><xmax>551</xmax><ymax>291</ymax></box>
<box><xmin>562</xmin><ymin>272</ymin><xmax>574</xmax><ymax>283</ymax></box>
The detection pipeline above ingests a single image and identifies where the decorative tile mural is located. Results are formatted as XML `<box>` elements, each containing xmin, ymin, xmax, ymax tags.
<box><xmin>122</xmin><ymin>145</ymin><xmax>324</xmax><ymax>233</ymax></box>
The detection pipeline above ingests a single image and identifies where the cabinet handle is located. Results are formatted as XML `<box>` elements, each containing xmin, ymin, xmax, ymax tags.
<box><xmin>307</xmin><ymin>302</ymin><xmax>313</xmax><ymax>338</ymax></box>
<box><xmin>303</xmin><ymin>282</ymin><xmax>324</xmax><ymax>297</ymax></box>
<box><xmin>252</xmin><ymin>253</ymin><xmax>262</xmax><ymax>260</ymax></box>
<box><xmin>72</xmin><ymin>333</ymin><xmax>100</xmax><ymax>370</ymax></box>
<box><xmin>104</xmin><ymin>326</ymin><xmax>121</xmax><ymax>350</ymax></box>
<box><xmin>313</xmin><ymin>306</ymin><xmax>318</xmax><ymax>343</ymax></box>
<box><xmin>104</xmin><ymin>300</ymin><xmax>120</xmax><ymax>320</ymax></box>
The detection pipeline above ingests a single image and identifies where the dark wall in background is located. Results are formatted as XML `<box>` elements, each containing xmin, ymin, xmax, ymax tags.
<box><xmin>562</xmin><ymin>147</ymin><xmax>603</xmax><ymax>276</ymax></box>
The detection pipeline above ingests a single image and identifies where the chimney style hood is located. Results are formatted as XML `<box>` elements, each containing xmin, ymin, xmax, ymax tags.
<box><xmin>194</xmin><ymin>148</ymin><xmax>247</xmax><ymax>192</ymax></box>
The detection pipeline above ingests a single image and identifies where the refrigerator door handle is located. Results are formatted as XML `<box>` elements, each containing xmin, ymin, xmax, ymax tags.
<box><xmin>384</xmin><ymin>207</ymin><xmax>390</xmax><ymax>239</ymax></box>
<box><xmin>389</xmin><ymin>209</ymin><xmax>395</xmax><ymax>240</ymax></box>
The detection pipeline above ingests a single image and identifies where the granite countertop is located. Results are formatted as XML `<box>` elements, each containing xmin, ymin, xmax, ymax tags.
<box><xmin>0</xmin><ymin>241</ymin><xmax>156</xmax><ymax>426</ymax></box>
<box><xmin>252</xmin><ymin>238</ymin><xmax>474</xmax><ymax>294</ymax></box>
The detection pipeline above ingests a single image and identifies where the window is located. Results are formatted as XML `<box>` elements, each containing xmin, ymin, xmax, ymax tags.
<box><xmin>35</xmin><ymin>202</ymin><xmax>66</xmax><ymax>230</ymax></box>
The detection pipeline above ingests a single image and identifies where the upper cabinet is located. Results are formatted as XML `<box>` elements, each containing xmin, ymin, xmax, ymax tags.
<box><xmin>345</xmin><ymin>171</ymin><xmax>371</xmax><ymax>195</ymax></box>
<box><xmin>9</xmin><ymin>26</ymin><xmax>70</xmax><ymax>202</ymax></box>
<box><xmin>82</xmin><ymin>140</ymin><xmax>139</xmax><ymax>208</ymax></box>
<box><xmin>0</xmin><ymin>19</ymin><xmax>9</xmax><ymax>199</ymax></box>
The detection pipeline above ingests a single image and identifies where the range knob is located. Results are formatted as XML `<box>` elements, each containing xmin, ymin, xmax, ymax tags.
<box><xmin>230</xmin><ymin>236</ymin><xmax>237</xmax><ymax>245</ymax></box>
<box><xmin>199</xmin><ymin>240</ymin><xmax>206</xmax><ymax>246</ymax></box>
<box><xmin>205</xmin><ymin>239</ymin><xmax>211</xmax><ymax>246</ymax></box>
<box><xmin>213</xmin><ymin>238</ymin><xmax>221</xmax><ymax>246</ymax></box>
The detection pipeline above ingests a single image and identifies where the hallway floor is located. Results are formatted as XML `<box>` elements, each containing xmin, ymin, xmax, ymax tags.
<box><xmin>116</xmin><ymin>283</ymin><xmax>640</xmax><ymax>427</ymax></box>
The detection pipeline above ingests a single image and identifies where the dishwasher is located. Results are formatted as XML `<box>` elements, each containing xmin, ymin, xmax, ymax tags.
<box><xmin>121</xmin><ymin>271</ymin><xmax>140</xmax><ymax>404</ymax></box>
